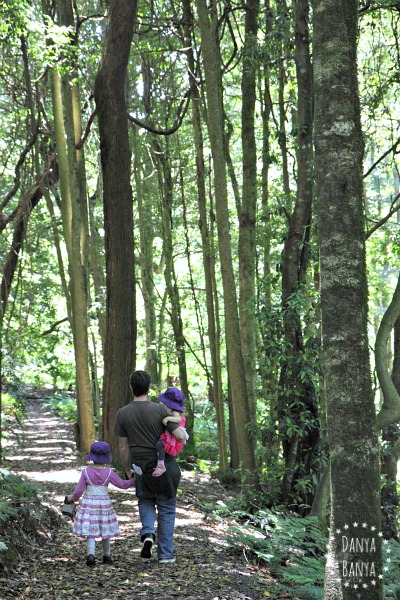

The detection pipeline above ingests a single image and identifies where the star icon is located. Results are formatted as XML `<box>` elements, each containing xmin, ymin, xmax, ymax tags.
<box><xmin>344</xmin><ymin>524</ymin><xmax>349</xmax><ymax>530</ymax></box>
<box><xmin>353</xmin><ymin>522</ymin><xmax>358</xmax><ymax>527</ymax></box>
<box><xmin>362</xmin><ymin>522</ymin><xmax>367</xmax><ymax>528</ymax></box>
<box><xmin>371</xmin><ymin>526</ymin><xmax>376</xmax><ymax>531</ymax></box>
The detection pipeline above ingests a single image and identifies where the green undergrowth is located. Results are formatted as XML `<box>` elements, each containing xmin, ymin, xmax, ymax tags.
<box><xmin>211</xmin><ymin>502</ymin><xmax>400</xmax><ymax>600</ymax></box>
<box><xmin>0</xmin><ymin>468</ymin><xmax>62</xmax><ymax>573</ymax></box>
<box><xmin>43</xmin><ymin>390</ymin><xmax>77</xmax><ymax>423</ymax></box>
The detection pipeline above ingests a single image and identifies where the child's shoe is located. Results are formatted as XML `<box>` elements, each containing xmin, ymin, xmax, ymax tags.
<box><xmin>152</xmin><ymin>461</ymin><xmax>166</xmax><ymax>477</ymax></box>
<box><xmin>86</xmin><ymin>554</ymin><xmax>96</xmax><ymax>566</ymax></box>
<box><xmin>103</xmin><ymin>555</ymin><xmax>112</xmax><ymax>564</ymax></box>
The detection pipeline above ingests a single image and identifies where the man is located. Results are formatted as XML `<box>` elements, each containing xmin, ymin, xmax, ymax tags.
<box><xmin>115</xmin><ymin>370</ymin><xmax>186</xmax><ymax>564</ymax></box>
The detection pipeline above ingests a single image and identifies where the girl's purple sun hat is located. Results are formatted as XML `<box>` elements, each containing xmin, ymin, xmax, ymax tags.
<box><xmin>86</xmin><ymin>441</ymin><xmax>112</xmax><ymax>464</ymax></box>
<box><xmin>158</xmin><ymin>387</ymin><xmax>186</xmax><ymax>412</ymax></box>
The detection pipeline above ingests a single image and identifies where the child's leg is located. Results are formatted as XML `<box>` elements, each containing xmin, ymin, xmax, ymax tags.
<box><xmin>156</xmin><ymin>439</ymin><xmax>166</xmax><ymax>461</ymax></box>
<box><xmin>152</xmin><ymin>440</ymin><xmax>167</xmax><ymax>477</ymax></box>
<box><xmin>87</xmin><ymin>537</ymin><xmax>96</xmax><ymax>555</ymax></box>
<box><xmin>102</xmin><ymin>538</ymin><xmax>111</xmax><ymax>563</ymax></box>
<box><xmin>102</xmin><ymin>538</ymin><xmax>110</xmax><ymax>556</ymax></box>
<box><xmin>86</xmin><ymin>537</ymin><xmax>96</xmax><ymax>566</ymax></box>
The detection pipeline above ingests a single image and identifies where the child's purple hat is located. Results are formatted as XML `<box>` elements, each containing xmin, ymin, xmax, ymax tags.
<box><xmin>86</xmin><ymin>441</ymin><xmax>112</xmax><ymax>464</ymax></box>
<box><xmin>158</xmin><ymin>387</ymin><xmax>186</xmax><ymax>412</ymax></box>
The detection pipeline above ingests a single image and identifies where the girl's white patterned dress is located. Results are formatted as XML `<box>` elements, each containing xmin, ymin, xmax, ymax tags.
<box><xmin>72</xmin><ymin>468</ymin><xmax>120</xmax><ymax>538</ymax></box>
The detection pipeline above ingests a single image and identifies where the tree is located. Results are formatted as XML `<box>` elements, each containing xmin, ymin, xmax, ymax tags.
<box><xmin>49</xmin><ymin>0</ymin><xmax>95</xmax><ymax>453</ymax></box>
<box><xmin>313</xmin><ymin>0</ymin><xmax>383</xmax><ymax>597</ymax></box>
<box><xmin>195</xmin><ymin>0</ymin><xmax>257</xmax><ymax>482</ymax></box>
<box><xmin>94</xmin><ymin>0</ymin><xmax>137</xmax><ymax>460</ymax></box>
<box><xmin>239</xmin><ymin>0</ymin><xmax>260</xmax><ymax>431</ymax></box>
<box><xmin>279</xmin><ymin>0</ymin><xmax>317</xmax><ymax>507</ymax></box>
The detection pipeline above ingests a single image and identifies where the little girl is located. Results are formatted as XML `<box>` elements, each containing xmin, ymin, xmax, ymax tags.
<box><xmin>66</xmin><ymin>441</ymin><xmax>135</xmax><ymax>566</ymax></box>
<box><xmin>153</xmin><ymin>387</ymin><xmax>188</xmax><ymax>477</ymax></box>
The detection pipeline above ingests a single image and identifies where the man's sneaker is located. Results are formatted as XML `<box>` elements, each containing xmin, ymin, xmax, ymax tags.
<box><xmin>140</xmin><ymin>535</ymin><xmax>154</xmax><ymax>558</ymax></box>
<box><xmin>152</xmin><ymin>463</ymin><xmax>166</xmax><ymax>477</ymax></box>
<box><xmin>158</xmin><ymin>557</ymin><xmax>176</xmax><ymax>564</ymax></box>
<box><xmin>86</xmin><ymin>554</ymin><xmax>96</xmax><ymax>566</ymax></box>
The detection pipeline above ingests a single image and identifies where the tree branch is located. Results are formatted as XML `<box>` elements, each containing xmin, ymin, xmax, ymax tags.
<box><xmin>365</xmin><ymin>192</ymin><xmax>400</xmax><ymax>239</ymax></box>
<box><xmin>127</xmin><ymin>93</ymin><xmax>191</xmax><ymax>136</ymax></box>
<box><xmin>41</xmin><ymin>317</ymin><xmax>70</xmax><ymax>336</ymax></box>
<box><xmin>363</xmin><ymin>137</ymin><xmax>400</xmax><ymax>179</ymax></box>
<box><xmin>376</xmin><ymin>272</ymin><xmax>400</xmax><ymax>429</ymax></box>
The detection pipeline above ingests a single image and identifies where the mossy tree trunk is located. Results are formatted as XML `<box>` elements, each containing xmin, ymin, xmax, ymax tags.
<box><xmin>313</xmin><ymin>0</ymin><xmax>383</xmax><ymax>597</ymax></box>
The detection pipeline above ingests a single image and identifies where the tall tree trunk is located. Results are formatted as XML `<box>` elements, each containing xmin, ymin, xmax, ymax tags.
<box><xmin>50</xmin><ymin>47</ymin><xmax>95</xmax><ymax>453</ymax></box>
<box><xmin>181</xmin><ymin>0</ymin><xmax>228</xmax><ymax>473</ymax></box>
<box><xmin>279</xmin><ymin>0</ymin><xmax>315</xmax><ymax>507</ymax></box>
<box><xmin>239</xmin><ymin>0</ymin><xmax>260</xmax><ymax>432</ymax></box>
<box><xmin>196</xmin><ymin>0</ymin><xmax>257</xmax><ymax>482</ymax></box>
<box><xmin>95</xmin><ymin>0</ymin><xmax>137</xmax><ymax>462</ymax></box>
<box><xmin>313</xmin><ymin>1</ymin><xmax>383</xmax><ymax>597</ymax></box>
<box><xmin>259</xmin><ymin>2</ymin><xmax>279</xmax><ymax>464</ymax></box>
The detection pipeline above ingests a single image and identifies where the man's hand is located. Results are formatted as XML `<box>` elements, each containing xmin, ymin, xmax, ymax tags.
<box><xmin>118</xmin><ymin>436</ymin><xmax>132</xmax><ymax>479</ymax></box>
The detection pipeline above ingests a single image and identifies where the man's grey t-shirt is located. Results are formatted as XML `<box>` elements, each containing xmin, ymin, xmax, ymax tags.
<box><xmin>115</xmin><ymin>399</ymin><xmax>182</xmax><ymax>496</ymax></box>
<box><xmin>114</xmin><ymin>400</ymin><xmax>178</xmax><ymax>451</ymax></box>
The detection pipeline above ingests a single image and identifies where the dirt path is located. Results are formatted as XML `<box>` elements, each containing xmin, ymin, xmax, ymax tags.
<box><xmin>1</xmin><ymin>398</ymin><xmax>277</xmax><ymax>600</ymax></box>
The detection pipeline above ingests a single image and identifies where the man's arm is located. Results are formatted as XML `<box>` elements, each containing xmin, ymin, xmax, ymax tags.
<box><xmin>118</xmin><ymin>436</ymin><xmax>132</xmax><ymax>479</ymax></box>
<box><xmin>171</xmin><ymin>425</ymin><xmax>186</xmax><ymax>443</ymax></box>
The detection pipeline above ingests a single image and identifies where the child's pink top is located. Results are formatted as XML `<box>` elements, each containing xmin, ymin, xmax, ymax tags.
<box><xmin>71</xmin><ymin>466</ymin><xmax>135</xmax><ymax>502</ymax></box>
<box><xmin>159</xmin><ymin>415</ymin><xmax>186</xmax><ymax>456</ymax></box>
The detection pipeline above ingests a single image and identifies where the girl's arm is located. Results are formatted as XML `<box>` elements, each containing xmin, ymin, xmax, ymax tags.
<box><xmin>162</xmin><ymin>414</ymin><xmax>182</xmax><ymax>426</ymax></box>
<box><xmin>69</xmin><ymin>470</ymin><xmax>87</xmax><ymax>502</ymax></box>
<box><xmin>109</xmin><ymin>470</ymin><xmax>136</xmax><ymax>490</ymax></box>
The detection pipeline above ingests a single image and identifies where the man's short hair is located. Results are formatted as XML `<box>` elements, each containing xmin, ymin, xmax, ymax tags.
<box><xmin>130</xmin><ymin>370</ymin><xmax>151</xmax><ymax>397</ymax></box>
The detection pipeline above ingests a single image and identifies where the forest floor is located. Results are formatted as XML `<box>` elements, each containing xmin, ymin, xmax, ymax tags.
<box><xmin>0</xmin><ymin>395</ymin><xmax>289</xmax><ymax>600</ymax></box>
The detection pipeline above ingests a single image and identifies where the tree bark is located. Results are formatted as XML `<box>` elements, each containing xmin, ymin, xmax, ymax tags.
<box><xmin>279</xmin><ymin>0</ymin><xmax>316</xmax><ymax>507</ymax></box>
<box><xmin>239</xmin><ymin>0</ymin><xmax>260</xmax><ymax>431</ymax></box>
<box><xmin>95</xmin><ymin>0</ymin><xmax>137</xmax><ymax>462</ymax></box>
<box><xmin>196</xmin><ymin>0</ymin><xmax>257</xmax><ymax>481</ymax></box>
<box><xmin>182</xmin><ymin>0</ymin><xmax>228</xmax><ymax>473</ymax></box>
<box><xmin>313</xmin><ymin>0</ymin><xmax>383</xmax><ymax>597</ymax></box>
